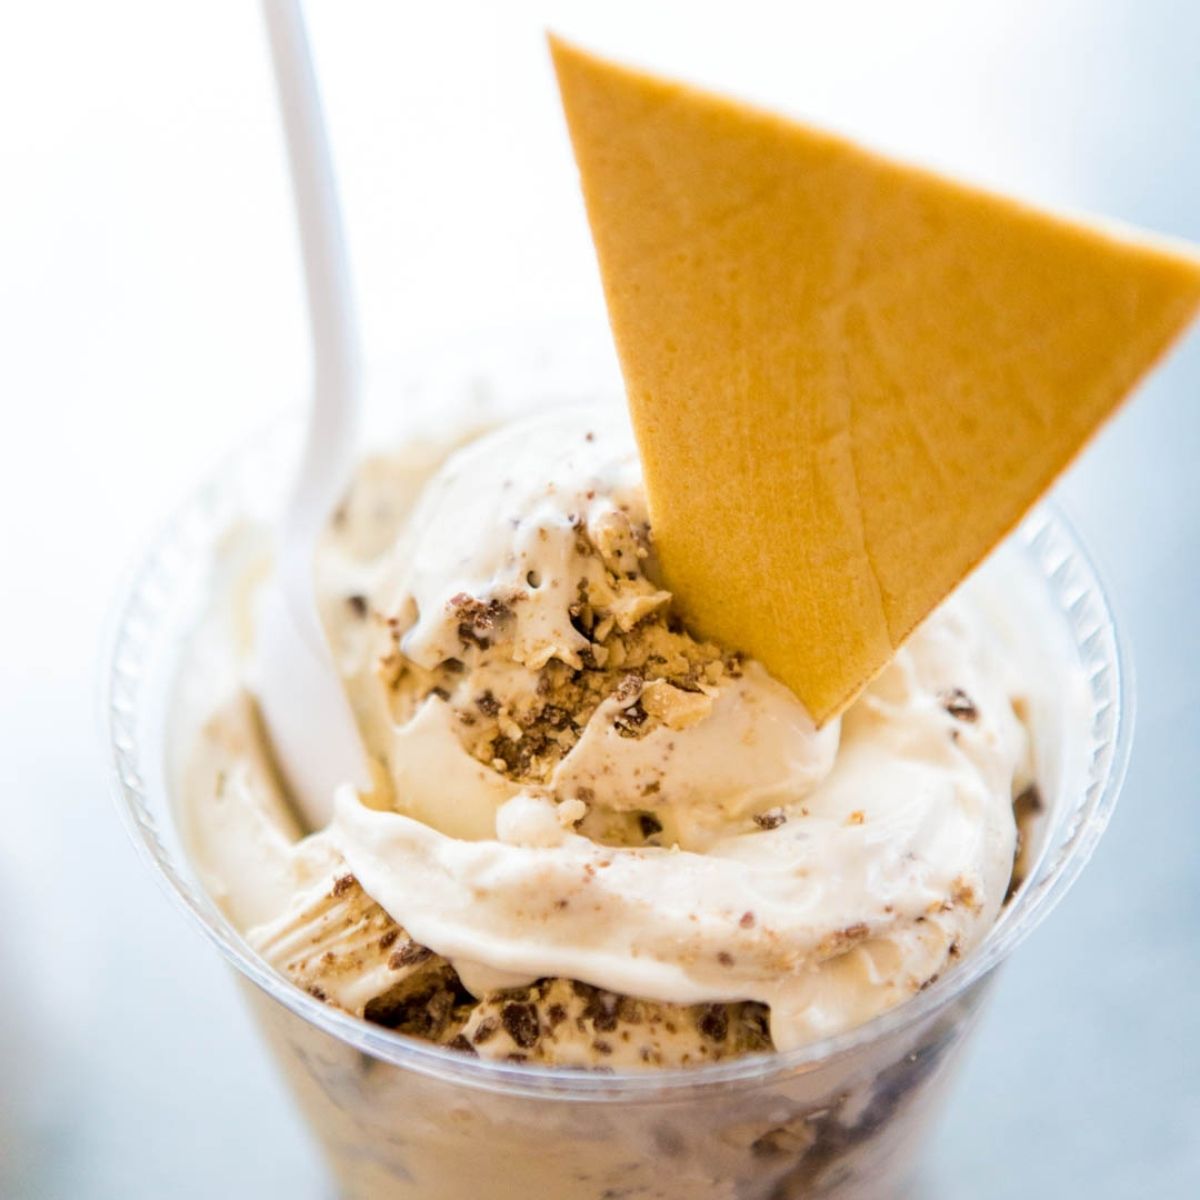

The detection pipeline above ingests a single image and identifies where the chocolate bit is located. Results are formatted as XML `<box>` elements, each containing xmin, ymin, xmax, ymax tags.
<box><xmin>753</xmin><ymin>808</ymin><xmax>787</xmax><ymax>831</ymax></box>
<box><xmin>581</xmin><ymin>988</ymin><xmax>620</xmax><ymax>1032</ymax></box>
<box><xmin>540</xmin><ymin>703</ymin><xmax>571</xmax><ymax>730</ymax></box>
<box><xmin>1015</xmin><ymin>783</ymin><xmax>1045</xmax><ymax>814</ymax></box>
<box><xmin>501</xmin><ymin>1002</ymin><xmax>541</xmax><ymax>1049</ymax></box>
<box><xmin>457</xmin><ymin>622</ymin><xmax>490</xmax><ymax>650</ymax></box>
<box><xmin>468</xmin><ymin>1017</ymin><xmax>496</xmax><ymax>1046</ymax></box>
<box><xmin>612</xmin><ymin>701</ymin><xmax>648</xmax><ymax>738</ymax></box>
<box><xmin>446</xmin><ymin>1034</ymin><xmax>477</xmax><ymax>1056</ymax></box>
<box><xmin>717</xmin><ymin>951</ymin><xmax>734</xmax><ymax>967</ymax></box>
<box><xmin>389</xmin><ymin>942</ymin><xmax>433</xmax><ymax>970</ymax></box>
<box><xmin>637</xmin><ymin>812</ymin><xmax>663</xmax><ymax>838</ymax></box>
<box><xmin>941</xmin><ymin>687</ymin><xmax>979</xmax><ymax>722</ymax></box>
<box><xmin>697</xmin><ymin>1004</ymin><xmax>729</xmax><ymax>1042</ymax></box>
<box><xmin>449</xmin><ymin>593</ymin><xmax>511</xmax><ymax>649</ymax></box>
<box><xmin>490</xmin><ymin>731</ymin><xmax>548</xmax><ymax>777</ymax></box>
<box><xmin>364</xmin><ymin>980</ymin><xmax>458</xmax><ymax>1037</ymax></box>
<box><xmin>345</xmin><ymin>593</ymin><xmax>368</xmax><ymax>618</ymax></box>
<box><xmin>378</xmin><ymin>928</ymin><xmax>399</xmax><ymax>950</ymax></box>
<box><xmin>471</xmin><ymin>1016</ymin><xmax>500</xmax><ymax>1045</ymax></box>
<box><xmin>331</xmin><ymin>874</ymin><xmax>356</xmax><ymax>897</ymax></box>
<box><xmin>475</xmin><ymin>690</ymin><xmax>500</xmax><ymax>717</ymax></box>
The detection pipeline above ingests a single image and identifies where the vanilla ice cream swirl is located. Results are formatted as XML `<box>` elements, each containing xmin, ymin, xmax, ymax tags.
<box><xmin>299</xmin><ymin>408</ymin><xmax>1030</xmax><ymax>1050</ymax></box>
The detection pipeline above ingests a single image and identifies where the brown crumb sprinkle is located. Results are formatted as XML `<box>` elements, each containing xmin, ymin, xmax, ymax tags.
<box><xmin>941</xmin><ymin>688</ymin><xmax>979</xmax><ymax>722</ymax></box>
<box><xmin>697</xmin><ymin>1004</ymin><xmax>729</xmax><ymax>1041</ymax></box>
<box><xmin>471</xmin><ymin>1017</ymin><xmax>499</xmax><ymax>1045</ymax></box>
<box><xmin>450</xmin><ymin>593</ymin><xmax>511</xmax><ymax>649</ymax></box>
<box><xmin>388</xmin><ymin>942</ymin><xmax>433</xmax><ymax>970</ymax></box>
<box><xmin>637</xmin><ymin>812</ymin><xmax>663</xmax><ymax>838</ymax></box>
<box><xmin>1015</xmin><ymin>783</ymin><xmax>1045</xmax><ymax>815</ymax></box>
<box><xmin>753</xmin><ymin>808</ymin><xmax>787</xmax><ymax>830</ymax></box>
<box><xmin>612</xmin><ymin>701</ymin><xmax>648</xmax><ymax>737</ymax></box>
<box><xmin>501</xmin><ymin>1002</ymin><xmax>541</xmax><ymax>1049</ymax></box>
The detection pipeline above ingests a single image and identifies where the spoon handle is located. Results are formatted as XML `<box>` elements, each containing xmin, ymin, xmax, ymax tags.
<box><xmin>261</xmin><ymin>0</ymin><xmax>361</xmax><ymax>648</ymax></box>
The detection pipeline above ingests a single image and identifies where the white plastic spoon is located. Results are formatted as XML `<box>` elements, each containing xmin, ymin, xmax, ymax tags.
<box><xmin>255</xmin><ymin>0</ymin><xmax>371</xmax><ymax>826</ymax></box>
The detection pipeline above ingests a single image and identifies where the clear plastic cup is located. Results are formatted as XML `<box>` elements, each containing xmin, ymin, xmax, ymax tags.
<box><xmin>105</xmin><ymin>340</ymin><xmax>1130</xmax><ymax>1199</ymax></box>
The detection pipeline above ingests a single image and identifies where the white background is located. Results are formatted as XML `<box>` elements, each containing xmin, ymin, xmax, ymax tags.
<box><xmin>1</xmin><ymin>1</ymin><xmax>1197</xmax><ymax>1196</ymax></box>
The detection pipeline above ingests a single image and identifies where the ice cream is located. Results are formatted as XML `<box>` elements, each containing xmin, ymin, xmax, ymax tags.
<box><xmin>184</xmin><ymin>403</ymin><xmax>1036</xmax><ymax>1064</ymax></box>
<box><xmin>137</xmin><ymin>30</ymin><xmax>1200</xmax><ymax>1196</ymax></box>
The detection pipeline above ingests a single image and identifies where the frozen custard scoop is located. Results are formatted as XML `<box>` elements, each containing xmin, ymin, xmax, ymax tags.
<box><xmin>550</xmin><ymin>35</ymin><xmax>1200</xmax><ymax>725</ymax></box>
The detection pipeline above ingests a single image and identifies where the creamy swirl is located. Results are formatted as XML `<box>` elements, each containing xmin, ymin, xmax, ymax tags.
<box><xmin>181</xmin><ymin>405</ymin><xmax>1034</xmax><ymax>1053</ymax></box>
<box><xmin>296</xmin><ymin>407</ymin><xmax>1030</xmax><ymax>1049</ymax></box>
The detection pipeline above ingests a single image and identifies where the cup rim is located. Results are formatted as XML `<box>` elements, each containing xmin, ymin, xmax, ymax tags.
<box><xmin>104</xmin><ymin>417</ymin><xmax>1133</xmax><ymax>1103</ymax></box>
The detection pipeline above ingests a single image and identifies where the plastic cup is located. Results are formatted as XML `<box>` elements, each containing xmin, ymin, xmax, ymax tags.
<box><xmin>105</xmin><ymin>342</ymin><xmax>1129</xmax><ymax>1199</ymax></box>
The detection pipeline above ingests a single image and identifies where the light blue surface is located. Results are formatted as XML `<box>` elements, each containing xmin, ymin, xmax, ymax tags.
<box><xmin>928</xmin><ymin>11</ymin><xmax>1200</xmax><ymax>1192</ymax></box>
<box><xmin>0</xmin><ymin>2</ymin><xmax>1196</xmax><ymax>1197</ymax></box>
